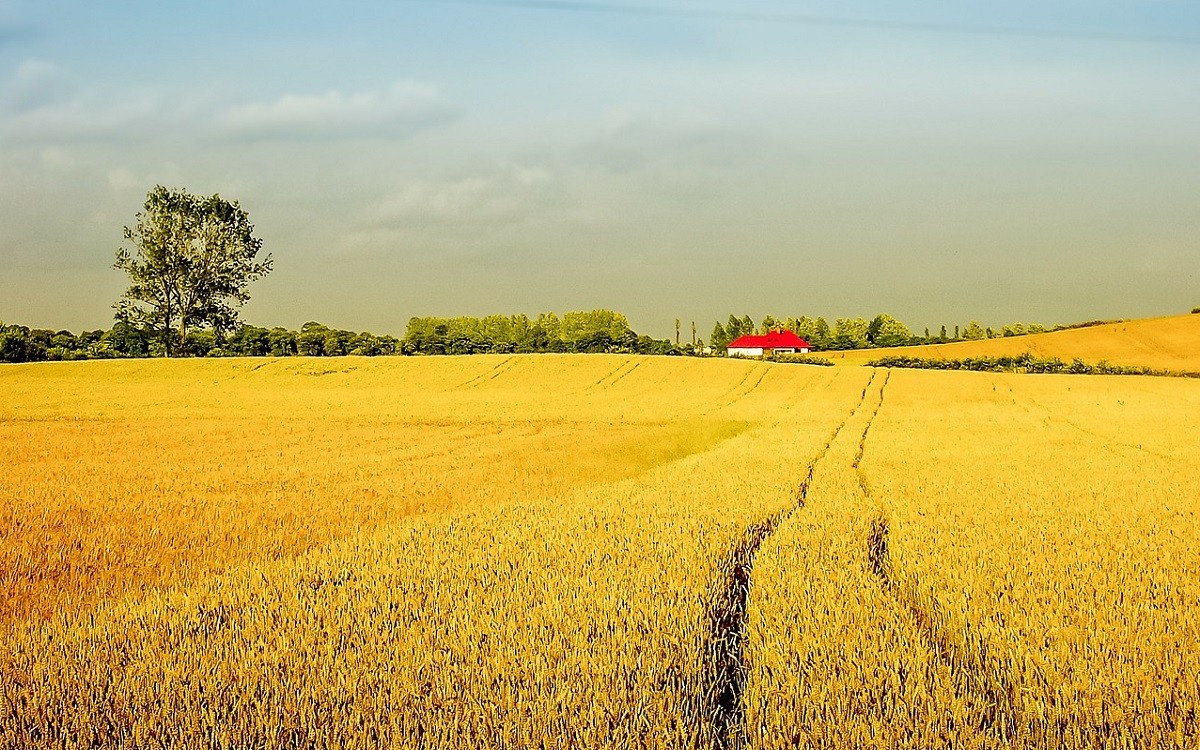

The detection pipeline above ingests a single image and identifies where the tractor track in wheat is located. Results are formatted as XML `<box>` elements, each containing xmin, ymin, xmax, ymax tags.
<box><xmin>697</xmin><ymin>369</ymin><xmax>880</xmax><ymax>750</ymax></box>
<box><xmin>859</xmin><ymin>372</ymin><xmax>1028</xmax><ymax>742</ymax></box>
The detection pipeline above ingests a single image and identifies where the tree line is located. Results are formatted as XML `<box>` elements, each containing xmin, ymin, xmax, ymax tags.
<box><xmin>710</xmin><ymin>313</ymin><xmax>1067</xmax><ymax>352</ymax></box>
<box><xmin>0</xmin><ymin>311</ymin><xmax>692</xmax><ymax>364</ymax></box>
<box><xmin>404</xmin><ymin>311</ymin><xmax>687</xmax><ymax>355</ymax></box>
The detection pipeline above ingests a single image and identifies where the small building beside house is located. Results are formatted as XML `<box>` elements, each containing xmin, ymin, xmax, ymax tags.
<box><xmin>727</xmin><ymin>330</ymin><xmax>811</xmax><ymax>358</ymax></box>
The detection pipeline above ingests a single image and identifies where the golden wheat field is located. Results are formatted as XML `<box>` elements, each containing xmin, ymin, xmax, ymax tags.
<box><xmin>816</xmin><ymin>313</ymin><xmax>1200</xmax><ymax>371</ymax></box>
<box><xmin>1</xmin><ymin>354</ymin><xmax>1198</xmax><ymax>749</ymax></box>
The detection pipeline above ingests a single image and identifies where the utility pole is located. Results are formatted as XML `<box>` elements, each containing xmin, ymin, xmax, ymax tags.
<box><xmin>675</xmin><ymin>318</ymin><xmax>681</xmax><ymax>346</ymax></box>
<box><xmin>691</xmin><ymin>321</ymin><xmax>697</xmax><ymax>346</ymax></box>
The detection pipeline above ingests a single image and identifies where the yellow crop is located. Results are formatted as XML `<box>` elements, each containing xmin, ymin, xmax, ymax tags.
<box><xmin>744</xmin><ymin>369</ymin><xmax>1200</xmax><ymax>749</ymax></box>
<box><xmin>817</xmin><ymin>313</ymin><xmax>1200</xmax><ymax>370</ymax></box>
<box><xmin>1</xmin><ymin>356</ymin><xmax>1197</xmax><ymax>748</ymax></box>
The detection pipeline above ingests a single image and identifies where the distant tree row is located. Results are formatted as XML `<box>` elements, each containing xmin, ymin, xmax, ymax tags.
<box><xmin>403</xmin><ymin>310</ymin><xmax>685</xmax><ymax>355</ymax></box>
<box><xmin>710</xmin><ymin>313</ymin><xmax>1057</xmax><ymax>353</ymax></box>
<box><xmin>0</xmin><ymin>320</ymin><xmax>400</xmax><ymax>362</ymax></box>
<box><xmin>0</xmin><ymin>310</ymin><xmax>689</xmax><ymax>363</ymax></box>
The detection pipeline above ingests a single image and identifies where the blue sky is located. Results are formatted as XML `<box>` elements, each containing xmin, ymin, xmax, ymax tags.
<box><xmin>2</xmin><ymin>1</ymin><xmax>1198</xmax><ymax>337</ymax></box>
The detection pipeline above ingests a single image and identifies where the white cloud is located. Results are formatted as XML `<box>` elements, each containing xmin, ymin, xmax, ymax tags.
<box><xmin>107</xmin><ymin>167</ymin><xmax>136</xmax><ymax>191</ymax></box>
<box><xmin>214</xmin><ymin>81</ymin><xmax>458</xmax><ymax>141</ymax></box>
<box><xmin>332</xmin><ymin>228</ymin><xmax>407</xmax><ymax>258</ymax></box>
<box><xmin>513</xmin><ymin>165</ymin><xmax>553</xmax><ymax>187</ymax></box>
<box><xmin>104</xmin><ymin>162</ymin><xmax>181</xmax><ymax>193</ymax></box>
<box><xmin>1</xmin><ymin>67</ymin><xmax>457</xmax><ymax>145</ymax></box>
<box><xmin>4</xmin><ymin>59</ymin><xmax>74</xmax><ymax>113</ymax></box>
<box><xmin>366</xmin><ymin>178</ymin><xmax>518</xmax><ymax>224</ymax></box>
<box><xmin>1</xmin><ymin>69</ymin><xmax>171</xmax><ymax>143</ymax></box>
<box><xmin>40</xmin><ymin>147</ymin><xmax>73</xmax><ymax>171</ymax></box>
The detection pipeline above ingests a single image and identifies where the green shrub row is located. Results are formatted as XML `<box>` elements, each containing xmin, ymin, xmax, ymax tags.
<box><xmin>868</xmin><ymin>353</ymin><xmax>1200</xmax><ymax>379</ymax></box>
<box><xmin>774</xmin><ymin>354</ymin><xmax>836</xmax><ymax>367</ymax></box>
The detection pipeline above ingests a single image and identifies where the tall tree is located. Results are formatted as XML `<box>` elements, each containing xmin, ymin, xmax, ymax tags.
<box><xmin>832</xmin><ymin>317</ymin><xmax>871</xmax><ymax>349</ymax></box>
<box><xmin>740</xmin><ymin>315</ymin><xmax>755</xmax><ymax>338</ymax></box>
<box><xmin>867</xmin><ymin>313</ymin><xmax>912</xmax><ymax>347</ymax></box>
<box><xmin>561</xmin><ymin>310</ymin><xmax>631</xmax><ymax>344</ymax></box>
<box><xmin>114</xmin><ymin>185</ymin><xmax>271</xmax><ymax>355</ymax></box>
<box><xmin>812</xmin><ymin>317</ymin><xmax>832</xmax><ymax>349</ymax></box>
<box><xmin>963</xmin><ymin>321</ymin><xmax>986</xmax><ymax>340</ymax></box>
<box><xmin>727</xmin><ymin>315</ymin><xmax>744</xmax><ymax>339</ymax></box>
<box><xmin>711</xmin><ymin>322</ymin><xmax>729</xmax><ymax>352</ymax></box>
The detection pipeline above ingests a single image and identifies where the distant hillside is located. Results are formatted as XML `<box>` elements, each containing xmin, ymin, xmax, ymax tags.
<box><xmin>816</xmin><ymin>313</ymin><xmax>1200</xmax><ymax>370</ymax></box>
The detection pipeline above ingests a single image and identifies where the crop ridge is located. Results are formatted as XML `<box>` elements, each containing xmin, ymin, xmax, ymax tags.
<box><xmin>698</xmin><ymin>370</ymin><xmax>879</xmax><ymax>750</ymax></box>
<box><xmin>602</xmin><ymin>360</ymin><xmax>642</xmax><ymax>390</ymax></box>
<box><xmin>456</xmin><ymin>356</ymin><xmax>515</xmax><ymax>389</ymax></box>
<box><xmin>590</xmin><ymin>358</ymin><xmax>634</xmax><ymax>388</ymax></box>
<box><xmin>1013</xmin><ymin>384</ymin><xmax>1173</xmax><ymax>462</ymax></box>
<box><xmin>701</xmin><ymin>363</ymin><xmax>766</xmax><ymax>415</ymax></box>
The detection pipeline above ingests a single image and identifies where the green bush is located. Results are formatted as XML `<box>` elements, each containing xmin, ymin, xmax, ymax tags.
<box><xmin>867</xmin><ymin>352</ymin><xmax>1200</xmax><ymax>379</ymax></box>
<box><xmin>776</xmin><ymin>354</ymin><xmax>835</xmax><ymax>367</ymax></box>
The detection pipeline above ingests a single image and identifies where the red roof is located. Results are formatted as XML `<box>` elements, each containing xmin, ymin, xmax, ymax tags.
<box><xmin>728</xmin><ymin>330</ymin><xmax>811</xmax><ymax>349</ymax></box>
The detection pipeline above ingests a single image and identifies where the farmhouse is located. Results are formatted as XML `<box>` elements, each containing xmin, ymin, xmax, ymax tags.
<box><xmin>727</xmin><ymin>330</ymin><xmax>811</xmax><ymax>358</ymax></box>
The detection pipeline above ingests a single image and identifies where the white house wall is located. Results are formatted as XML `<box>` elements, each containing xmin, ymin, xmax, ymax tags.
<box><xmin>727</xmin><ymin>346</ymin><xmax>811</xmax><ymax>357</ymax></box>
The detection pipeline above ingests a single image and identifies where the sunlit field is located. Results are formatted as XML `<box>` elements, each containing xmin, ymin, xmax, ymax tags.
<box><xmin>2</xmin><ymin>356</ymin><xmax>1197</xmax><ymax>748</ymax></box>
<box><xmin>816</xmin><ymin>313</ymin><xmax>1200</xmax><ymax>371</ymax></box>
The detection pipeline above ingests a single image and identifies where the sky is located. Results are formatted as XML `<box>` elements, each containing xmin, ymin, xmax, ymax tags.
<box><xmin>1</xmin><ymin>0</ymin><xmax>1198</xmax><ymax>338</ymax></box>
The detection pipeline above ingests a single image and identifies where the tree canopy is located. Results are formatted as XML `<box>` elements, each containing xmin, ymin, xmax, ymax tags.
<box><xmin>705</xmin><ymin>312</ymin><xmax>1057</xmax><ymax>354</ymax></box>
<box><xmin>114</xmin><ymin>186</ymin><xmax>271</xmax><ymax>355</ymax></box>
